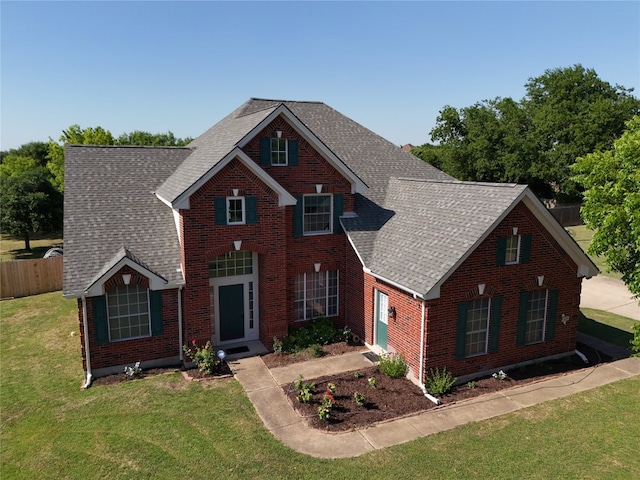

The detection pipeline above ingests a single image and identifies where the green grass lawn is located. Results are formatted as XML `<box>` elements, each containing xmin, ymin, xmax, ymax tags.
<box><xmin>2</xmin><ymin>292</ymin><xmax>639</xmax><ymax>479</ymax></box>
<box><xmin>566</xmin><ymin>225</ymin><xmax>622</xmax><ymax>280</ymax></box>
<box><xmin>580</xmin><ymin>308</ymin><xmax>636</xmax><ymax>349</ymax></box>
<box><xmin>0</xmin><ymin>232</ymin><xmax>63</xmax><ymax>261</ymax></box>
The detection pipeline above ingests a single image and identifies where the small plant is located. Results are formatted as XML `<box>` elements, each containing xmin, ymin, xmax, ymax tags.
<box><xmin>353</xmin><ymin>391</ymin><xmax>366</xmax><ymax>407</ymax></box>
<box><xmin>183</xmin><ymin>340</ymin><xmax>218</xmax><ymax>374</ymax></box>
<box><xmin>424</xmin><ymin>367</ymin><xmax>457</xmax><ymax>395</ymax></box>
<box><xmin>318</xmin><ymin>392</ymin><xmax>334</xmax><ymax>421</ymax></box>
<box><xmin>273</xmin><ymin>336</ymin><xmax>283</xmax><ymax>354</ymax></box>
<box><xmin>492</xmin><ymin>370</ymin><xmax>508</xmax><ymax>380</ymax></box>
<box><xmin>341</xmin><ymin>325</ymin><xmax>351</xmax><ymax>343</ymax></box>
<box><xmin>631</xmin><ymin>323</ymin><xmax>640</xmax><ymax>357</ymax></box>
<box><xmin>326</xmin><ymin>383</ymin><xmax>336</xmax><ymax>395</ymax></box>
<box><xmin>123</xmin><ymin>361</ymin><xmax>142</xmax><ymax>378</ymax></box>
<box><xmin>294</xmin><ymin>374</ymin><xmax>315</xmax><ymax>403</ymax></box>
<box><xmin>378</xmin><ymin>352</ymin><xmax>408</xmax><ymax>378</ymax></box>
<box><xmin>467</xmin><ymin>381</ymin><xmax>476</xmax><ymax>389</ymax></box>
<box><xmin>367</xmin><ymin>376</ymin><xmax>377</xmax><ymax>388</ymax></box>
<box><xmin>311</xmin><ymin>343</ymin><xmax>323</xmax><ymax>358</ymax></box>
<box><xmin>353</xmin><ymin>371</ymin><xmax>362</xmax><ymax>378</ymax></box>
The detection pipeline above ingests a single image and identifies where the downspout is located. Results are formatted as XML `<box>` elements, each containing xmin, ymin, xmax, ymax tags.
<box><xmin>178</xmin><ymin>286</ymin><xmax>184</xmax><ymax>361</ymax></box>
<box><xmin>418</xmin><ymin>299</ymin><xmax>426</xmax><ymax>385</ymax></box>
<box><xmin>81</xmin><ymin>296</ymin><xmax>92</xmax><ymax>389</ymax></box>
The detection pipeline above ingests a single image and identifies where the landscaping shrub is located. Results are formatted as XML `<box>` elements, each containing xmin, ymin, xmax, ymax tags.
<box><xmin>275</xmin><ymin>318</ymin><xmax>347</xmax><ymax>353</ymax></box>
<box><xmin>378</xmin><ymin>353</ymin><xmax>408</xmax><ymax>378</ymax></box>
<box><xmin>424</xmin><ymin>367</ymin><xmax>457</xmax><ymax>395</ymax></box>
<box><xmin>631</xmin><ymin>323</ymin><xmax>640</xmax><ymax>357</ymax></box>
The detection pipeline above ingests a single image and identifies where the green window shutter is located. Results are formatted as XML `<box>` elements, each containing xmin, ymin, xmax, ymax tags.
<box><xmin>293</xmin><ymin>195</ymin><xmax>303</xmax><ymax>238</ymax></box>
<box><xmin>496</xmin><ymin>236</ymin><xmax>507</xmax><ymax>266</ymax></box>
<box><xmin>333</xmin><ymin>194</ymin><xmax>344</xmax><ymax>233</ymax></box>
<box><xmin>246</xmin><ymin>196</ymin><xmax>257</xmax><ymax>224</ymax></box>
<box><xmin>215</xmin><ymin>197</ymin><xmax>227</xmax><ymax>225</ymax></box>
<box><xmin>489</xmin><ymin>296</ymin><xmax>502</xmax><ymax>353</ymax></box>
<box><xmin>92</xmin><ymin>296</ymin><xmax>109</xmax><ymax>345</ymax></box>
<box><xmin>288</xmin><ymin>139</ymin><xmax>299</xmax><ymax>166</ymax></box>
<box><xmin>260</xmin><ymin>137</ymin><xmax>270</xmax><ymax>165</ymax></box>
<box><xmin>520</xmin><ymin>234</ymin><xmax>532</xmax><ymax>263</ymax></box>
<box><xmin>150</xmin><ymin>290</ymin><xmax>163</xmax><ymax>336</ymax></box>
<box><xmin>517</xmin><ymin>292</ymin><xmax>530</xmax><ymax>346</ymax></box>
<box><xmin>455</xmin><ymin>302</ymin><xmax>468</xmax><ymax>359</ymax></box>
<box><xmin>546</xmin><ymin>289</ymin><xmax>558</xmax><ymax>341</ymax></box>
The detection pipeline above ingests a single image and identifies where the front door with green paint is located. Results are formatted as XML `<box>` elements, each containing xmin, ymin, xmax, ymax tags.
<box><xmin>376</xmin><ymin>290</ymin><xmax>389</xmax><ymax>350</ymax></box>
<box><xmin>219</xmin><ymin>284</ymin><xmax>244</xmax><ymax>342</ymax></box>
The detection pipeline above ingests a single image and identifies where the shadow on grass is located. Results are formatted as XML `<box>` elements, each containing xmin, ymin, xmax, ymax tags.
<box><xmin>579</xmin><ymin>312</ymin><xmax>633</xmax><ymax>348</ymax></box>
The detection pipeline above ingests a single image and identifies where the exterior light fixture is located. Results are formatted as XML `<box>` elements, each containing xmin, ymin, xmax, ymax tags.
<box><xmin>216</xmin><ymin>350</ymin><xmax>226</xmax><ymax>361</ymax></box>
<box><xmin>388</xmin><ymin>306</ymin><xmax>397</xmax><ymax>319</ymax></box>
<box><xmin>561</xmin><ymin>314</ymin><xmax>569</xmax><ymax>325</ymax></box>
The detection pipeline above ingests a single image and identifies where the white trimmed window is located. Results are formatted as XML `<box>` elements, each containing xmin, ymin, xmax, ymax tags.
<box><xmin>465</xmin><ymin>298</ymin><xmax>490</xmax><ymax>356</ymax></box>
<box><xmin>107</xmin><ymin>284</ymin><xmax>151</xmax><ymax>341</ymax></box>
<box><xmin>209</xmin><ymin>250</ymin><xmax>253</xmax><ymax>278</ymax></box>
<box><xmin>227</xmin><ymin>197</ymin><xmax>245</xmax><ymax>225</ymax></box>
<box><xmin>303</xmin><ymin>194</ymin><xmax>332</xmax><ymax>235</ymax></box>
<box><xmin>505</xmin><ymin>235</ymin><xmax>520</xmax><ymax>264</ymax></box>
<box><xmin>271</xmin><ymin>138</ymin><xmax>288</xmax><ymax>165</ymax></box>
<box><xmin>525</xmin><ymin>289</ymin><xmax>548</xmax><ymax>344</ymax></box>
<box><xmin>294</xmin><ymin>270</ymin><xmax>339</xmax><ymax>321</ymax></box>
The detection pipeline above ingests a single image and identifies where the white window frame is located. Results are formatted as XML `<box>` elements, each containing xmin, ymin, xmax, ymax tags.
<box><xmin>270</xmin><ymin>138</ymin><xmax>288</xmax><ymax>166</ymax></box>
<box><xmin>505</xmin><ymin>234</ymin><xmax>521</xmax><ymax>265</ymax></box>
<box><xmin>525</xmin><ymin>289</ymin><xmax>548</xmax><ymax>344</ymax></box>
<box><xmin>106</xmin><ymin>284</ymin><xmax>151</xmax><ymax>342</ymax></box>
<box><xmin>294</xmin><ymin>270</ymin><xmax>339</xmax><ymax>321</ymax></box>
<box><xmin>303</xmin><ymin>194</ymin><xmax>333</xmax><ymax>236</ymax></box>
<box><xmin>226</xmin><ymin>196</ymin><xmax>245</xmax><ymax>225</ymax></box>
<box><xmin>465</xmin><ymin>298</ymin><xmax>490</xmax><ymax>357</ymax></box>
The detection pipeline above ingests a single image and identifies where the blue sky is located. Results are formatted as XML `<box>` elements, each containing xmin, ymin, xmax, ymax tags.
<box><xmin>1</xmin><ymin>1</ymin><xmax>638</xmax><ymax>151</ymax></box>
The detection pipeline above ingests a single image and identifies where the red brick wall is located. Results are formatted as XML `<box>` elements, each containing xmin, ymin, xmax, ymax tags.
<box><xmin>180</xmin><ymin>116</ymin><xmax>354</xmax><ymax>349</ymax></box>
<box><xmin>79</xmin><ymin>265</ymin><xmax>181</xmax><ymax>372</ymax></box>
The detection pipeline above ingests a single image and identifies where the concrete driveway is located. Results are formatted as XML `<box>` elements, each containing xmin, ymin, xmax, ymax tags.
<box><xmin>581</xmin><ymin>275</ymin><xmax>639</xmax><ymax>321</ymax></box>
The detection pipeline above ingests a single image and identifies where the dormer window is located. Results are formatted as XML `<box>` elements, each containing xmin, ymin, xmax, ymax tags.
<box><xmin>271</xmin><ymin>138</ymin><xmax>288</xmax><ymax>165</ymax></box>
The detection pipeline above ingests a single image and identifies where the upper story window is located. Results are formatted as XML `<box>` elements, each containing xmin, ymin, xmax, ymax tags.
<box><xmin>303</xmin><ymin>194</ymin><xmax>332</xmax><ymax>235</ymax></box>
<box><xmin>505</xmin><ymin>235</ymin><xmax>521</xmax><ymax>264</ymax></box>
<box><xmin>497</xmin><ymin>234</ymin><xmax>531</xmax><ymax>266</ymax></box>
<box><xmin>107</xmin><ymin>284</ymin><xmax>151</xmax><ymax>341</ymax></box>
<box><xmin>271</xmin><ymin>138</ymin><xmax>288</xmax><ymax>165</ymax></box>
<box><xmin>227</xmin><ymin>197</ymin><xmax>245</xmax><ymax>225</ymax></box>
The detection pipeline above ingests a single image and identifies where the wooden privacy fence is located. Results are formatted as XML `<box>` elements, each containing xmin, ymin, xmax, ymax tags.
<box><xmin>0</xmin><ymin>256</ymin><xmax>63</xmax><ymax>299</ymax></box>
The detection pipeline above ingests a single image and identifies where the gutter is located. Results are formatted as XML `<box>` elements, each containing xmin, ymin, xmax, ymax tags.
<box><xmin>81</xmin><ymin>296</ymin><xmax>92</xmax><ymax>389</ymax></box>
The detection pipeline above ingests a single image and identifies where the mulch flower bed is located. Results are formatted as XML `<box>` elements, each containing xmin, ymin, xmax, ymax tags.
<box><xmin>284</xmin><ymin>343</ymin><xmax>611</xmax><ymax>432</ymax></box>
<box><xmin>91</xmin><ymin>362</ymin><xmax>234</xmax><ymax>386</ymax></box>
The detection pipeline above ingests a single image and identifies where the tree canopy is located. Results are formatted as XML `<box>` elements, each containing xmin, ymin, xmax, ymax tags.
<box><xmin>572</xmin><ymin>116</ymin><xmax>640</xmax><ymax>298</ymax></box>
<box><xmin>416</xmin><ymin>65</ymin><xmax>640</xmax><ymax>200</ymax></box>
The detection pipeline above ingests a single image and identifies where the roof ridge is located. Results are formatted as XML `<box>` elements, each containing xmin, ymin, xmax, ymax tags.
<box><xmin>395</xmin><ymin>177</ymin><xmax>521</xmax><ymax>188</ymax></box>
<box><xmin>66</xmin><ymin>144</ymin><xmax>192</xmax><ymax>150</ymax></box>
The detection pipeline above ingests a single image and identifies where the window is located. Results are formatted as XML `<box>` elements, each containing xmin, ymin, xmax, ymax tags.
<box><xmin>271</xmin><ymin>138</ymin><xmax>288</xmax><ymax>165</ymax></box>
<box><xmin>227</xmin><ymin>197</ymin><xmax>245</xmax><ymax>225</ymax></box>
<box><xmin>456</xmin><ymin>296</ymin><xmax>502</xmax><ymax>359</ymax></box>
<box><xmin>294</xmin><ymin>270</ymin><xmax>339</xmax><ymax>321</ymax></box>
<box><xmin>303</xmin><ymin>195</ymin><xmax>332</xmax><ymax>235</ymax></box>
<box><xmin>505</xmin><ymin>235</ymin><xmax>520</xmax><ymax>264</ymax></box>
<box><xmin>209</xmin><ymin>250</ymin><xmax>253</xmax><ymax>278</ymax></box>
<box><xmin>106</xmin><ymin>284</ymin><xmax>150</xmax><ymax>341</ymax></box>
<box><xmin>465</xmin><ymin>298</ymin><xmax>490</xmax><ymax>356</ymax></box>
<box><xmin>525</xmin><ymin>290</ymin><xmax>548</xmax><ymax>344</ymax></box>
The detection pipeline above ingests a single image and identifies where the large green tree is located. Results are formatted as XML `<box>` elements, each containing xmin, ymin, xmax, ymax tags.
<box><xmin>0</xmin><ymin>141</ymin><xmax>49</xmax><ymax>166</ymax></box>
<box><xmin>0</xmin><ymin>167</ymin><xmax>63</xmax><ymax>251</ymax></box>
<box><xmin>572</xmin><ymin>116</ymin><xmax>640</xmax><ymax>298</ymax></box>
<box><xmin>419</xmin><ymin>65</ymin><xmax>640</xmax><ymax>200</ymax></box>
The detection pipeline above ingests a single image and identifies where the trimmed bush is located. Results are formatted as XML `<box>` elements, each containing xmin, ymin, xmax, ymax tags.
<box><xmin>424</xmin><ymin>367</ymin><xmax>457</xmax><ymax>395</ymax></box>
<box><xmin>378</xmin><ymin>353</ymin><xmax>408</xmax><ymax>378</ymax></box>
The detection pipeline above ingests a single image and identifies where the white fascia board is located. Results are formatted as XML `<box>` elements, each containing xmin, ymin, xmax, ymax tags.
<box><xmin>343</xmin><ymin>229</ymin><xmax>367</xmax><ymax>269</ymax></box>
<box><xmin>237</xmin><ymin>104</ymin><xmax>369</xmax><ymax>195</ymax></box>
<box><xmin>169</xmin><ymin>148</ymin><xmax>296</xmax><ymax>210</ymax></box>
<box><xmin>84</xmin><ymin>258</ymin><xmax>169</xmax><ymax>297</ymax></box>
<box><xmin>520</xmin><ymin>191</ymin><xmax>599</xmax><ymax>278</ymax></box>
<box><xmin>363</xmin><ymin>266</ymin><xmax>425</xmax><ymax>299</ymax></box>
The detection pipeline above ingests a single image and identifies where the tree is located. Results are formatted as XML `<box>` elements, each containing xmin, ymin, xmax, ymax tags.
<box><xmin>0</xmin><ymin>155</ymin><xmax>39</xmax><ymax>178</ymax></box>
<box><xmin>572</xmin><ymin>116</ymin><xmax>640</xmax><ymax>298</ymax></box>
<box><xmin>0</xmin><ymin>141</ymin><xmax>49</xmax><ymax>167</ymax></box>
<box><xmin>418</xmin><ymin>65</ymin><xmax>640</xmax><ymax>200</ymax></box>
<box><xmin>116</xmin><ymin>130</ymin><xmax>192</xmax><ymax>146</ymax></box>
<box><xmin>0</xmin><ymin>167</ymin><xmax>63</xmax><ymax>251</ymax></box>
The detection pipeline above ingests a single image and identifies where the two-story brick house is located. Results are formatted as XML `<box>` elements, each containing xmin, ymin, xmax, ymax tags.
<box><xmin>63</xmin><ymin>98</ymin><xmax>597</xmax><ymax>387</ymax></box>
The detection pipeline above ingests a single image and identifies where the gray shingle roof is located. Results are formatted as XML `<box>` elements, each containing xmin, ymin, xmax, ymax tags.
<box><xmin>342</xmin><ymin>178</ymin><xmax>528</xmax><ymax>296</ymax></box>
<box><xmin>63</xmin><ymin>145</ymin><xmax>191</xmax><ymax>295</ymax></box>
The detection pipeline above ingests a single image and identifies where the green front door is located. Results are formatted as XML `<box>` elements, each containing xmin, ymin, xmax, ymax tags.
<box><xmin>376</xmin><ymin>290</ymin><xmax>388</xmax><ymax>350</ymax></box>
<box><xmin>219</xmin><ymin>284</ymin><xmax>244</xmax><ymax>342</ymax></box>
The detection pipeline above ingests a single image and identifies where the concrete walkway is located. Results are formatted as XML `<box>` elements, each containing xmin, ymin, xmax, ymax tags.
<box><xmin>581</xmin><ymin>275</ymin><xmax>640</xmax><ymax>320</ymax></box>
<box><xmin>230</xmin><ymin>350</ymin><xmax>640</xmax><ymax>458</ymax></box>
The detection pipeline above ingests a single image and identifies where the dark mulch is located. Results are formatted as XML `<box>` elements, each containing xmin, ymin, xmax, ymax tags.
<box><xmin>284</xmin><ymin>343</ymin><xmax>611</xmax><ymax>432</ymax></box>
<box><xmin>261</xmin><ymin>341</ymin><xmax>367</xmax><ymax>369</ymax></box>
<box><xmin>91</xmin><ymin>362</ymin><xmax>234</xmax><ymax>386</ymax></box>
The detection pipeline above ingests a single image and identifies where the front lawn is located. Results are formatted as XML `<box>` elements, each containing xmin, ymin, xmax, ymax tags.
<box><xmin>1</xmin><ymin>292</ymin><xmax>639</xmax><ymax>479</ymax></box>
<box><xmin>580</xmin><ymin>307</ymin><xmax>637</xmax><ymax>348</ymax></box>
<box><xmin>566</xmin><ymin>225</ymin><xmax>622</xmax><ymax>279</ymax></box>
